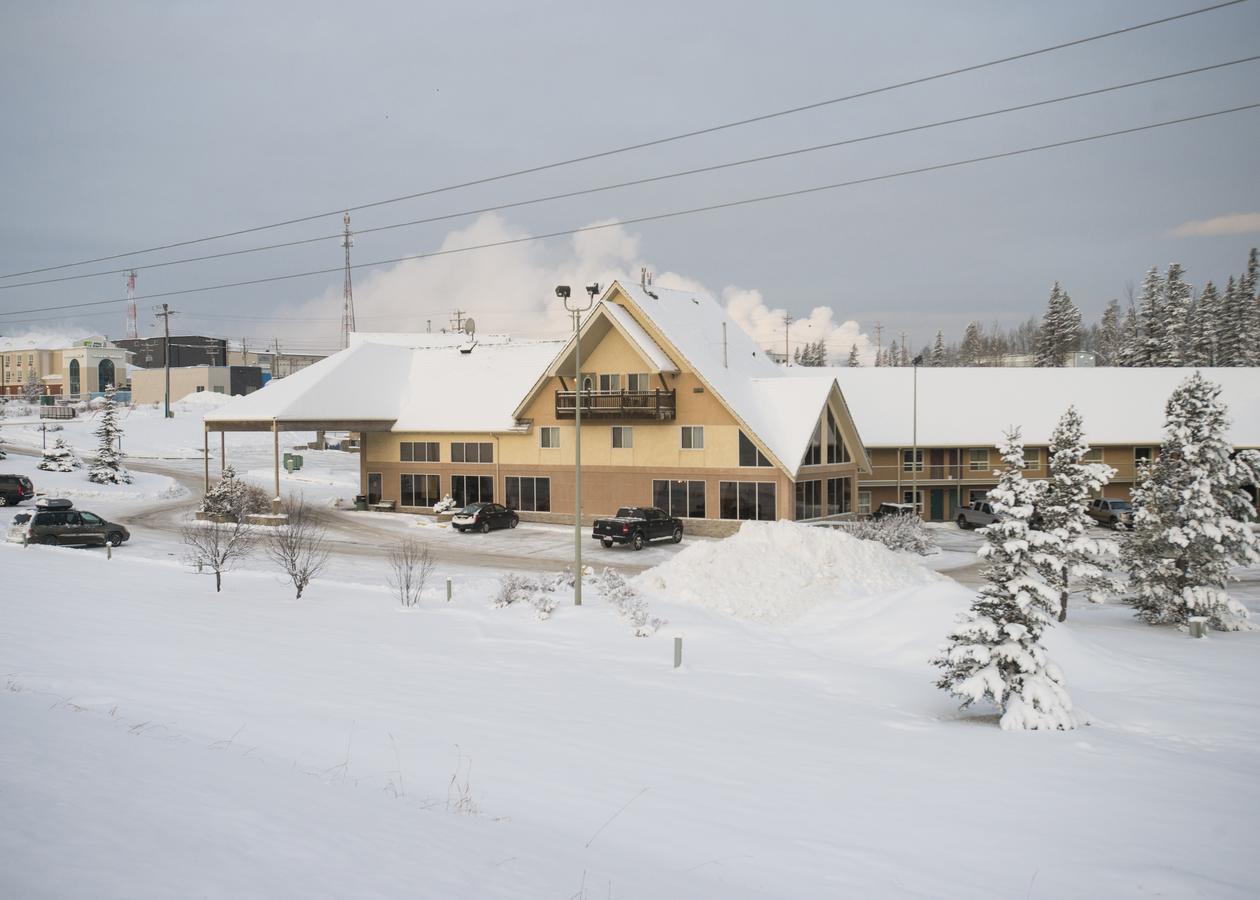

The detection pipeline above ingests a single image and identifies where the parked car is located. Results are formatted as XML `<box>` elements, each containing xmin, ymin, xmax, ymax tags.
<box><xmin>10</xmin><ymin>498</ymin><xmax>130</xmax><ymax>547</ymax></box>
<box><xmin>1087</xmin><ymin>498</ymin><xmax>1134</xmax><ymax>530</ymax></box>
<box><xmin>956</xmin><ymin>501</ymin><xmax>1000</xmax><ymax>529</ymax></box>
<box><xmin>452</xmin><ymin>502</ymin><xmax>518</xmax><ymax>533</ymax></box>
<box><xmin>593</xmin><ymin>506</ymin><xmax>683</xmax><ymax>550</ymax></box>
<box><xmin>0</xmin><ymin>474</ymin><xmax>35</xmax><ymax>507</ymax></box>
<box><xmin>871</xmin><ymin>502</ymin><xmax>917</xmax><ymax>520</ymax></box>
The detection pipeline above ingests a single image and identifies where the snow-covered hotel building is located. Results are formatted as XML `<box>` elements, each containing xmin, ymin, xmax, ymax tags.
<box><xmin>205</xmin><ymin>281</ymin><xmax>869</xmax><ymax>534</ymax></box>
<box><xmin>204</xmin><ymin>281</ymin><xmax>1259</xmax><ymax>528</ymax></box>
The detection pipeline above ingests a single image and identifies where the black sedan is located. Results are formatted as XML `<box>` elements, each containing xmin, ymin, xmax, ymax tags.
<box><xmin>451</xmin><ymin>502</ymin><xmax>519</xmax><ymax>533</ymax></box>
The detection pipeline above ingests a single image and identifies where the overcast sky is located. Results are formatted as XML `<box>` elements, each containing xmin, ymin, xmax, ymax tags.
<box><xmin>2</xmin><ymin>0</ymin><xmax>1258</xmax><ymax>360</ymax></box>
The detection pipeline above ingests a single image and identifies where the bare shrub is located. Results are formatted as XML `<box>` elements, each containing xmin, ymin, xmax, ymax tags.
<box><xmin>387</xmin><ymin>539</ymin><xmax>436</xmax><ymax>607</ymax></box>
<box><xmin>836</xmin><ymin>515</ymin><xmax>938</xmax><ymax>556</ymax></box>
<box><xmin>182</xmin><ymin>519</ymin><xmax>256</xmax><ymax>592</ymax></box>
<box><xmin>494</xmin><ymin>572</ymin><xmax>560</xmax><ymax>620</ymax></box>
<box><xmin>599</xmin><ymin>568</ymin><xmax>665</xmax><ymax>636</ymax></box>
<box><xmin>266</xmin><ymin>496</ymin><xmax>331</xmax><ymax>599</ymax></box>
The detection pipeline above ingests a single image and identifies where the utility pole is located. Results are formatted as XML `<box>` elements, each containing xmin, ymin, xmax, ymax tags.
<box><xmin>154</xmin><ymin>303</ymin><xmax>176</xmax><ymax>418</ymax></box>
<box><xmin>125</xmin><ymin>270</ymin><xmax>139</xmax><ymax>340</ymax></box>
<box><xmin>782</xmin><ymin>312</ymin><xmax>794</xmax><ymax>366</ymax></box>
<box><xmin>450</xmin><ymin>310</ymin><xmax>467</xmax><ymax>332</ymax></box>
<box><xmin>874</xmin><ymin>322</ymin><xmax>884</xmax><ymax>367</ymax></box>
<box><xmin>273</xmin><ymin>338</ymin><xmax>281</xmax><ymax>378</ymax></box>
<box><xmin>557</xmin><ymin>284</ymin><xmax>597</xmax><ymax>606</ymax></box>
<box><xmin>340</xmin><ymin>212</ymin><xmax>356</xmax><ymax>349</ymax></box>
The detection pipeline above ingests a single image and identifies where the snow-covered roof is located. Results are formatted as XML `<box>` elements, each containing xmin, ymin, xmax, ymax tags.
<box><xmin>612</xmin><ymin>282</ymin><xmax>864</xmax><ymax>471</ymax></box>
<box><xmin>817</xmin><ymin>366</ymin><xmax>1260</xmax><ymax>447</ymax></box>
<box><xmin>205</xmin><ymin>334</ymin><xmax>564</xmax><ymax>432</ymax></box>
<box><xmin>600</xmin><ymin>302</ymin><xmax>679</xmax><ymax>373</ymax></box>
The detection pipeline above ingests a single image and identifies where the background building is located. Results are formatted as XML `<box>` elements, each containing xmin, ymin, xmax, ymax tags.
<box><xmin>131</xmin><ymin>365</ymin><xmax>263</xmax><ymax>405</ymax></box>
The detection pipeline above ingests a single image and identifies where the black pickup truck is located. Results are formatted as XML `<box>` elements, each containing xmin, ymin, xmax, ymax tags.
<box><xmin>593</xmin><ymin>506</ymin><xmax>683</xmax><ymax>550</ymax></box>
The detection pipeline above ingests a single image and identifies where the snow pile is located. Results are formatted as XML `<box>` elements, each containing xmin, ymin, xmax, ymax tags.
<box><xmin>172</xmin><ymin>391</ymin><xmax>237</xmax><ymax>410</ymax></box>
<box><xmin>633</xmin><ymin>519</ymin><xmax>945</xmax><ymax>623</ymax></box>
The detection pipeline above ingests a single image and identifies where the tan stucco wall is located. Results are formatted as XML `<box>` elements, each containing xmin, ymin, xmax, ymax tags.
<box><xmin>132</xmin><ymin>367</ymin><xmax>231</xmax><ymax>405</ymax></box>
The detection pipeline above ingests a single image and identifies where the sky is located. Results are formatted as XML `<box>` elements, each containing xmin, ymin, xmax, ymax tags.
<box><xmin>1</xmin><ymin>0</ymin><xmax>1258</xmax><ymax>362</ymax></box>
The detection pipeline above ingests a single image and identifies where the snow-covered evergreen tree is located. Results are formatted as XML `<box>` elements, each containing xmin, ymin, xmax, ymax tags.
<box><xmin>898</xmin><ymin>339</ymin><xmax>910</xmax><ymax>367</ymax></box>
<box><xmin>846</xmin><ymin>343</ymin><xmax>861</xmax><ymax>367</ymax></box>
<box><xmin>959</xmin><ymin>322</ymin><xmax>983</xmax><ymax>366</ymax></box>
<box><xmin>1161</xmin><ymin>263</ymin><xmax>1192</xmax><ymax>366</ymax></box>
<box><xmin>37</xmin><ymin>437</ymin><xmax>80</xmax><ymax>472</ymax></box>
<box><xmin>1231</xmin><ymin>251</ymin><xmax>1259</xmax><ymax>366</ymax></box>
<box><xmin>88</xmin><ymin>383</ymin><xmax>132</xmax><ymax>485</ymax></box>
<box><xmin>1035</xmin><ymin>407</ymin><xmax>1121</xmax><ymax>621</ymax></box>
<box><xmin>1096</xmin><ymin>299</ymin><xmax>1123</xmax><ymax>366</ymax></box>
<box><xmin>930</xmin><ymin>331</ymin><xmax>946</xmax><ymax>366</ymax></box>
<box><xmin>1134</xmin><ymin>267</ymin><xmax>1165</xmax><ymax>367</ymax></box>
<box><xmin>1117</xmin><ymin>304</ymin><xmax>1142</xmax><ymax>368</ymax></box>
<box><xmin>932</xmin><ymin>430</ymin><xmax>1084</xmax><ymax>730</ymax></box>
<box><xmin>201</xmin><ymin>464</ymin><xmax>250</xmax><ymax>518</ymax></box>
<box><xmin>1187</xmin><ymin>281</ymin><xmax>1219</xmax><ymax>367</ymax></box>
<box><xmin>1124</xmin><ymin>372</ymin><xmax>1259</xmax><ymax>631</ymax></box>
<box><xmin>1034</xmin><ymin>282</ymin><xmax>1081</xmax><ymax>367</ymax></box>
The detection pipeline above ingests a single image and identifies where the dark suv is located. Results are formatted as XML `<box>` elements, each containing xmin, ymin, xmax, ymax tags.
<box><xmin>10</xmin><ymin>500</ymin><xmax>130</xmax><ymax>547</ymax></box>
<box><xmin>0</xmin><ymin>474</ymin><xmax>34</xmax><ymax>507</ymax></box>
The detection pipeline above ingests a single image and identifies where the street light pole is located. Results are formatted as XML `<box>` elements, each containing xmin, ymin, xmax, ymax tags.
<box><xmin>912</xmin><ymin>354</ymin><xmax>923</xmax><ymax>519</ymax></box>
<box><xmin>557</xmin><ymin>284</ymin><xmax>598</xmax><ymax>605</ymax></box>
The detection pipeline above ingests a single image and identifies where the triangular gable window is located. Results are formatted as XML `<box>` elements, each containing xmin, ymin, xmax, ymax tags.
<box><xmin>826</xmin><ymin>408</ymin><xmax>851</xmax><ymax>464</ymax></box>
<box><xmin>739</xmin><ymin>430</ymin><xmax>772</xmax><ymax>467</ymax></box>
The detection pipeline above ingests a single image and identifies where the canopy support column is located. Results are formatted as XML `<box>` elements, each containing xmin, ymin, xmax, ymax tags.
<box><xmin>220</xmin><ymin>431</ymin><xmax>226</xmax><ymax>474</ymax></box>
<box><xmin>272</xmin><ymin>419</ymin><xmax>281</xmax><ymax>503</ymax></box>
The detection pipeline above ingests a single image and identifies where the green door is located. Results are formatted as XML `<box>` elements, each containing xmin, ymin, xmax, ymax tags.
<box><xmin>930</xmin><ymin>489</ymin><xmax>945</xmax><ymax>521</ymax></box>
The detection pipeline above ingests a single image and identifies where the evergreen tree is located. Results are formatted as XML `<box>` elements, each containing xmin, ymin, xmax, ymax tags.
<box><xmin>38</xmin><ymin>437</ymin><xmax>80</xmax><ymax>473</ymax></box>
<box><xmin>846</xmin><ymin>343</ymin><xmax>861</xmax><ymax>367</ymax></box>
<box><xmin>898</xmin><ymin>339</ymin><xmax>911</xmax><ymax>367</ymax></box>
<box><xmin>1161</xmin><ymin>263</ymin><xmax>1192</xmax><ymax>366</ymax></box>
<box><xmin>88</xmin><ymin>383</ymin><xmax>132</xmax><ymax>485</ymax></box>
<box><xmin>959</xmin><ymin>322</ymin><xmax>983</xmax><ymax>366</ymax></box>
<box><xmin>813</xmin><ymin>338</ymin><xmax>828</xmax><ymax>366</ymax></box>
<box><xmin>1187</xmin><ymin>281</ymin><xmax>1219</xmax><ymax>366</ymax></box>
<box><xmin>930</xmin><ymin>331</ymin><xmax>946</xmax><ymax>366</ymax></box>
<box><xmin>1034</xmin><ymin>282</ymin><xmax>1081</xmax><ymax>367</ymax></box>
<box><xmin>1124</xmin><ymin>373</ymin><xmax>1259</xmax><ymax>631</ymax></box>
<box><xmin>1118</xmin><ymin>304</ymin><xmax>1142</xmax><ymax>367</ymax></box>
<box><xmin>932</xmin><ymin>430</ymin><xmax>1084</xmax><ymax>730</ymax></box>
<box><xmin>792</xmin><ymin>346</ymin><xmax>802</xmax><ymax>365</ymax></box>
<box><xmin>1234</xmin><ymin>249</ymin><xmax>1260</xmax><ymax>366</ymax></box>
<box><xmin>1135</xmin><ymin>267</ymin><xmax>1165</xmax><ymax>367</ymax></box>
<box><xmin>1096</xmin><ymin>300</ymin><xmax>1123</xmax><ymax>366</ymax></box>
<box><xmin>201</xmin><ymin>465</ymin><xmax>249</xmax><ymax>519</ymax></box>
<box><xmin>1036</xmin><ymin>407</ymin><xmax>1121</xmax><ymax>621</ymax></box>
<box><xmin>1216</xmin><ymin>277</ymin><xmax>1243</xmax><ymax>366</ymax></box>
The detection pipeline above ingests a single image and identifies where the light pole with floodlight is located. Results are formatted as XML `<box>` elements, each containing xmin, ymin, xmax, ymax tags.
<box><xmin>557</xmin><ymin>283</ymin><xmax>599</xmax><ymax>605</ymax></box>
<box><xmin>912</xmin><ymin>354</ymin><xmax>923</xmax><ymax>519</ymax></box>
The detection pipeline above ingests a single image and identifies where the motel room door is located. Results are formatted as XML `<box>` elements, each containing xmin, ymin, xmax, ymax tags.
<box><xmin>367</xmin><ymin>473</ymin><xmax>382</xmax><ymax>505</ymax></box>
<box><xmin>930</xmin><ymin>489</ymin><xmax>946</xmax><ymax>521</ymax></box>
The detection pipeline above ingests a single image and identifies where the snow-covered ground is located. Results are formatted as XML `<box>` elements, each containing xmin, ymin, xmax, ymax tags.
<box><xmin>2</xmin><ymin>518</ymin><xmax>1258</xmax><ymax>898</ymax></box>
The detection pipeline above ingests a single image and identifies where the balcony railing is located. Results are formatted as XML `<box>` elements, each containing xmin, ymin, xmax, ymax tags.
<box><xmin>555</xmin><ymin>389</ymin><xmax>677</xmax><ymax>420</ymax></box>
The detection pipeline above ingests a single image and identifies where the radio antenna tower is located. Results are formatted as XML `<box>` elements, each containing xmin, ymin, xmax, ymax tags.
<box><xmin>125</xmin><ymin>270</ymin><xmax>139</xmax><ymax>340</ymax></box>
<box><xmin>340</xmin><ymin>211</ymin><xmax>356</xmax><ymax>348</ymax></box>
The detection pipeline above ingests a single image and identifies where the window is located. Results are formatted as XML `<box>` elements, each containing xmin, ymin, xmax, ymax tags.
<box><xmin>400</xmin><ymin>441</ymin><xmax>439</xmax><ymax>462</ymax></box>
<box><xmin>195</xmin><ymin>385</ymin><xmax>205</xmax><ymax>393</ymax></box>
<box><xmin>739</xmin><ymin>431</ymin><xmax>772</xmax><ymax>467</ymax></box>
<box><xmin>969</xmin><ymin>489</ymin><xmax>989</xmax><ymax>504</ymax></box>
<box><xmin>1024</xmin><ymin>448</ymin><xmax>1042</xmax><ymax>470</ymax></box>
<box><xmin>802</xmin><ymin>421</ymin><xmax>822</xmax><ymax>467</ymax></box>
<box><xmin>902</xmin><ymin>489</ymin><xmax>924</xmax><ymax>513</ymax></box>
<box><xmin>1134</xmin><ymin>447</ymin><xmax>1153</xmax><ymax>468</ymax></box>
<box><xmin>795</xmin><ymin>480</ymin><xmax>822</xmax><ymax>520</ymax></box>
<box><xmin>826</xmin><ymin>477</ymin><xmax>852</xmax><ymax>516</ymax></box>
<box><xmin>611</xmin><ymin>426</ymin><xmax>633</xmax><ymax>449</ymax></box>
<box><xmin>858</xmin><ymin>491</ymin><xmax>871</xmax><ymax>515</ymax></box>
<box><xmin>719</xmin><ymin>481</ymin><xmax>776</xmax><ymax>521</ymax></box>
<box><xmin>653</xmin><ymin>479</ymin><xmax>705</xmax><ymax>518</ymax></box>
<box><xmin>80</xmin><ymin>512</ymin><xmax>103</xmax><ymax>525</ymax></box>
<box><xmin>539</xmin><ymin>427</ymin><xmax>560</xmax><ymax>449</ymax></box>
<box><xmin>902</xmin><ymin>449</ymin><xmax>924</xmax><ymax>472</ymax></box>
<box><xmin>627</xmin><ymin>373</ymin><xmax>651</xmax><ymax>392</ymax></box>
<box><xmin>598</xmin><ymin>373</ymin><xmax>621</xmax><ymax>392</ymax></box>
<box><xmin>580</xmin><ymin>372</ymin><xmax>595</xmax><ymax>391</ymax></box>
<box><xmin>1083</xmin><ymin>448</ymin><xmax>1104</xmax><ymax>464</ymax></box>
<box><xmin>681</xmin><ymin>426</ymin><xmax>704</xmax><ymax>449</ymax></box>
<box><xmin>969</xmin><ymin>448</ymin><xmax>990</xmax><ymax>471</ymax></box>
<box><xmin>505</xmin><ymin>476</ymin><xmax>551</xmax><ymax>512</ymax></box>
<box><xmin>400</xmin><ymin>473</ymin><xmax>440</xmax><ymax>507</ymax></box>
<box><xmin>451</xmin><ymin>475</ymin><xmax>494</xmax><ymax>506</ymax></box>
<box><xmin>451</xmin><ymin>442</ymin><xmax>494</xmax><ymax>463</ymax></box>
<box><xmin>826</xmin><ymin>409</ymin><xmax>850</xmax><ymax>464</ymax></box>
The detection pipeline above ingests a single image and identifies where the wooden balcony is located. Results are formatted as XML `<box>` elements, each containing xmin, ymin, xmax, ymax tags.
<box><xmin>555</xmin><ymin>389</ymin><xmax>677</xmax><ymax>420</ymax></box>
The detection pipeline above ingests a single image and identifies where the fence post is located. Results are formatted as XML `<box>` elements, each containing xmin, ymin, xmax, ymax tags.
<box><xmin>446</xmin><ymin>577</ymin><xmax>453</xmax><ymax>602</ymax></box>
<box><xmin>106</xmin><ymin>541</ymin><xmax>112</xmax><ymax>560</ymax></box>
<box><xmin>1188</xmin><ymin>616</ymin><xmax>1208</xmax><ymax>638</ymax></box>
<box><xmin>673</xmin><ymin>635</ymin><xmax>683</xmax><ymax>669</ymax></box>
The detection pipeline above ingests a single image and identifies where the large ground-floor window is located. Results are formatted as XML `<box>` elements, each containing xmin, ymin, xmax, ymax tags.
<box><xmin>719</xmin><ymin>481</ymin><xmax>776</xmax><ymax>521</ymax></box>
<box><xmin>902</xmin><ymin>489</ymin><xmax>924</xmax><ymax>514</ymax></box>
<box><xmin>826</xmin><ymin>476</ymin><xmax>852</xmax><ymax>516</ymax></box>
<box><xmin>795</xmin><ymin>480</ymin><xmax>822</xmax><ymax>520</ymax></box>
<box><xmin>506</xmin><ymin>476</ymin><xmax>550</xmax><ymax>512</ymax></box>
<box><xmin>652</xmin><ymin>479</ymin><xmax>705</xmax><ymax>518</ymax></box>
<box><xmin>400</xmin><ymin>473</ymin><xmax>440</xmax><ymax>507</ymax></box>
<box><xmin>452</xmin><ymin>474</ymin><xmax>494</xmax><ymax>507</ymax></box>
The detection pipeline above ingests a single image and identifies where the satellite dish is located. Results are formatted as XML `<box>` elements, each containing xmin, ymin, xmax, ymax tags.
<box><xmin>463</xmin><ymin>318</ymin><xmax>476</xmax><ymax>337</ymax></box>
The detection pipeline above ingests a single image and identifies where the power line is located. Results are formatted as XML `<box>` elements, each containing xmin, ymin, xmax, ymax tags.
<box><xmin>0</xmin><ymin>101</ymin><xmax>1255</xmax><ymax>322</ymax></box>
<box><xmin>4</xmin><ymin>52</ymin><xmax>1256</xmax><ymax>292</ymax></box>
<box><xmin>0</xmin><ymin>0</ymin><xmax>1246</xmax><ymax>281</ymax></box>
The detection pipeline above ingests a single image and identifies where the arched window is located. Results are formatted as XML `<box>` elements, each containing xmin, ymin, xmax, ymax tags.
<box><xmin>69</xmin><ymin>359</ymin><xmax>80</xmax><ymax>397</ymax></box>
<box><xmin>98</xmin><ymin>358</ymin><xmax>115</xmax><ymax>390</ymax></box>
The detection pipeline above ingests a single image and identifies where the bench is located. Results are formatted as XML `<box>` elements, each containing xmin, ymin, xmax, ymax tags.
<box><xmin>369</xmin><ymin>500</ymin><xmax>397</xmax><ymax>512</ymax></box>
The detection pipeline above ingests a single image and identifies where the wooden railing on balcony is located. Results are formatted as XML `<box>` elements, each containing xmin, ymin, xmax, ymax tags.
<box><xmin>555</xmin><ymin>389</ymin><xmax>677</xmax><ymax>420</ymax></box>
